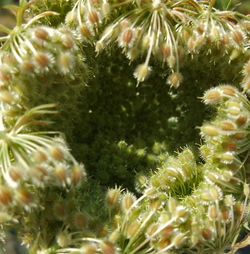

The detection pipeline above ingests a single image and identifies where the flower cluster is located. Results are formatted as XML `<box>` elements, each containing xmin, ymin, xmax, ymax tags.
<box><xmin>0</xmin><ymin>0</ymin><xmax>249</xmax><ymax>253</ymax></box>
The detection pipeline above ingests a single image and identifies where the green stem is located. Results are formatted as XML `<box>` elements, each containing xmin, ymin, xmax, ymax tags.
<box><xmin>0</xmin><ymin>24</ymin><xmax>11</xmax><ymax>35</ymax></box>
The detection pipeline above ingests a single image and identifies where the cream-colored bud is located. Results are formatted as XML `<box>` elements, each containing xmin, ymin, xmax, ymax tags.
<box><xmin>201</xmin><ymin>125</ymin><xmax>219</xmax><ymax>136</ymax></box>
<box><xmin>134</xmin><ymin>64</ymin><xmax>151</xmax><ymax>83</ymax></box>
<box><xmin>121</xmin><ymin>193</ymin><xmax>135</xmax><ymax>211</ymax></box>
<box><xmin>127</xmin><ymin>222</ymin><xmax>139</xmax><ymax>238</ymax></box>
<box><xmin>168</xmin><ymin>197</ymin><xmax>177</xmax><ymax>213</ymax></box>
<box><xmin>172</xmin><ymin>233</ymin><xmax>185</xmax><ymax>247</ymax></box>
<box><xmin>50</xmin><ymin>146</ymin><xmax>64</xmax><ymax>161</ymax></box>
<box><xmin>106</xmin><ymin>188</ymin><xmax>120</xmax><ymax>208</ymax></box>
<box><xmin>54</xmin><ymin>166</ymin><xmax>67</xmax><ymax>182</ymax></box>
<box><xmin>57</xmin><ymin>232</ymin><xmax>69</xmax><ymax>247</ymax></box>
<box><xmin>81</xmin><ymin>244</ymin><xmax>97</xmax><ymax>254</ymax></box>
<box><xmin>0</xmin><ymin>91</ymin><xmax>14</xmax><ymax>104</ymax></box>
<box><xmin>71</xmin><ymin>164</ymin><xmax>83</xmax><ymax>185</ymax></box>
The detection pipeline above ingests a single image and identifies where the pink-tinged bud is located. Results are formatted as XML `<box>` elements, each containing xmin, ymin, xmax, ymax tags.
<box><xmin>9</xmin><ymin>167</ymin><xmax>22</xmax><ymax>182</ymax></box>
<box><xmin>122</xmin><ymin>29</ymin><xmax>133</xmax><ymax>44</ymax></box>
<box><xmin>231</xmin><ymin>30</ymin><xmax>244</xmax><ymax>44</ymax></box>
<box><xmin>88</xmin><ymin>10</ymin><xmax>99</xmax><ymax>24</ymax></box>
<box><xmin>158</xmin><ymin>238</ymin><xmax>171</xmax><ymax>249</ymax></box>
<box><xmin>0</xmin><ymin>71</ymin><xmax>11</xmax><ymax>82</ymax></box>
<box><xmin>35</xmin><ymin>53</ymin><xmax>50</xmax><ymax>68</ymax></box>
<box><xmin>235</xmin><ymin>203</ymin><xmax>243</xmax><ymax>217</ymax></box>
<box><xmin>36</xmin><ymin>166</ymin><xmax>48</xmax><ymax>177</ymax></box>
<box><xmin>35</xmin><ymin>28</ymin><xmax>48</xmax><ymax>41</ymax></box>
<box><xmin>21</xmin><ymin>60</ymin><xmax>35</xmax><ymax>72</ymax></box>
<box><xmin>80</xmin><ymin>25</ymin><xmax>91</xmax><ymax>37</ymax></box>
<box><xmin>100</xmin><ymin>241</ymin><xmax>115</xmax><ymax>254</ymax></box>
<box><xmin>63</xmin><ymin>35</ymin><xmax>74</xmax><ymax>49</ymax></box>
<box><xmin>236</xmin><ymin>115</ymin><xmax>247</xmax><ymax>126</ymax></box>
<box><xmin>221</xmin><ymin>209</ymin><xmax>229</xmax><ymax>221</ymax></box>
<box><xmin>202</xmin><ymin>228</ymin><xmax>212</xmax><ymax>240</ymax></box>
<box><xmin>197</xmin><ymin>25</ymin><xmax>204</xmax><ymax>35</ymax></box>
<box><xmin>34</xmin><ymin>150</ymin><xmax>47</xmax><ymax>163</ymax></box>
<box><xmin>161</xmin><ymin>43</ymin><xmax>170</xmax><ymax>59</ymax></box>
<box><xmin>221</xmin><ymin>33</ymin><xmax>229</xmax><ymax>45</ymax></box>
<box><xmin>220</xmin><ymin>121</ymin><xmax>235</xmax><ymax>131</ymax></box>
<box><xmin>0</xmin><ymin>187</ymin><xmax>12</xmax><ymax>205</ymax></box>
<box><xmin>223</xmin><ymin>141</ymin><xmax>237</xmax><ymax>151</ymax></box>
<box><xmin>160</xmin><ymin>225</ymin><xmax>174</xmax><ymax>238</ymax></box>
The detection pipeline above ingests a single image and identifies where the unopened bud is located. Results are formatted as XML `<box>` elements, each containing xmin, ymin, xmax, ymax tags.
<box><xmin>0</xmin><ymin>91</ymin><xmax>14</xmax><ymax>104</ymax></box>
<box><xmin>50</xmin><ymin>146</ymin><xmax>64</xmax><ymax>161</ymax></box>
<box><xmin>73</xmin><ymin>212</ymin><xmax>88</xmax><ymax>228</ymax></box>
<box><xmin>0</xmin><ymin>187</ymin><xmax>12</xmax><ymax>205</ymax></box>
<box><xmin>80</xmin><ymin>24</ymin><xmax>91</xmax><ymax>37</ymax></box>
<box><xmin>9</xmin><ymin>167</ymin><xmax>22</xmax><ymax>182</ymax></box>
<box><xmin>208</xmin><ymin>205</ymin><xmax>218</xmax><ymax>220</ymax></box>
<box><xmin>122</xmin><ymin>193</ymin><xmax>135</xmax><ymax>211</ymax></box>
<box><xmin>71</xmin><ymin>164</ymin><xmax>83</xmax><ymax>185</ymax></box>
<box><xmin>35</xmin><ymin>28</ymin><xmax>48</xmax><ymax>41</ymax></box>
<box><xmin>127</xmin><ymin>222</ymin><xmax>140</xmax><ymax>238</ymax></box>
<box><xmin>54</xmin><ymin>166</ymin><xmax>67</xmax><ymax>182</ymax></box>
<box><xmin>203</xmin><ymin>89</ymin><xmax>221</xmax><ymax>104</ymax></box>
<box><xmin>202</xmin><ymin>228</ymin><xmax>212</xmax><ymax>240</ymax></box>
<box><xmin>172</xmin><ymin>233</ymin><xmax>185</xmax><ymax>247</ymax></box>
<box><xmin>17</xmin><ymin>188</ymin><xmax>33</xmax><ymax>205</ymax></box>
<box><xmin>231</xmin><ymin>30</ymin><xmax>244</xmax><ymax>44</ymax></box>
<box><xmin>106</xmin><ymin>188</ymin><xmax>120</xmax><ymax>208</ymax></box>
<box><xmin>168</xmin><ymin>197</ymin><xmax>177</xmax><ymax>213</ymax></box>
<box><xmin>134</xmin><ymin>64</ymin><xmax>151</xmax><ymax>83</ymax></box>
<box><xmin>34</xmin><ymin>150</ymin><xmax>47</xmax><ymax>163</ymax></box>
<box><xmin>81</xmin><ymin>244</ymin><xmax>97</xmax><ymax>254</ymax></box>
<box><xmin>88</xmin><ymin>10</ymin><xmax>99</xmax><ymax>24</ymax></box>
<box><xmin>201</xmin><ymin>125</ymin><xmax>219</xmax><ymax>136</ymax></box>
<box><xmin>167</xmin><ymin>72</ymin><xmax>182</xmax><ymax>88</ymax></box>
<box><xmin>100</xmin><ymin>241</ymin><xmax>115</xmax><ymax>254</ymax></box>
<box><xmin>57</xmin><ymin>232</ymin><xmax>69</xmax><ymax>247</ymax></box>
<box><xmin>35</xmin><ymin>53</ymin><xmax>50</xmax><ymax>68</ymax></box>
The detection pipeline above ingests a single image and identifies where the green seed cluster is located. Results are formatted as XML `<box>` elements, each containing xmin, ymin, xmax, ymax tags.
<box><xmin>0</xmin><ymin>0</ymin><xmax>249</xmax><ymax>253</ymax></box>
